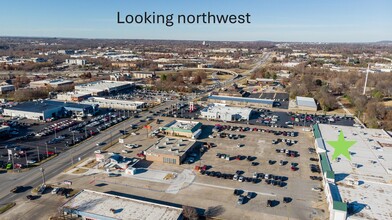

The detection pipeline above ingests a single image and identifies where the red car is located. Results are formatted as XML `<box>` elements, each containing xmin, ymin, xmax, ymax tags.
<box><xmin>46</xmin><ymin>151</ymin><xmax>55</xmax><ymax>156</ymax></box>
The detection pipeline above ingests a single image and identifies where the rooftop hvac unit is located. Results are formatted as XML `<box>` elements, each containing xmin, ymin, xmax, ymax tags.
<box><xmin>168</xmin><ymin>148</ymin><xmax>173</xmax><ymax>152</ymax></box>
<box><xmin>175</xmin><ymin>150</ymin><xmax>180</xmax><ymax>154</ymax></box>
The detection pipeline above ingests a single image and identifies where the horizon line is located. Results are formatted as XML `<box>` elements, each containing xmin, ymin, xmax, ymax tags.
<box><xmin>0</xmin><ymin>35</ymin><xmax>391</xmax><ymax>44</ymax></box>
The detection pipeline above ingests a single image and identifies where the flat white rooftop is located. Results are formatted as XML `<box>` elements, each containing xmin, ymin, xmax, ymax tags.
<box><xmin>318</xmin><ymin>124</ymin><xmax>392</xmax><ymax>219</ymax></box>
<box><xmin>75</xmin><ymin>80</ymin><xmax>134</xmax><ymax>92</ymax></box>
<box><xmin>165</xmin><ymin>120</ymin><xmax>200</xmax><ymax>131</ymax></box>
<box><xmin>84</xmin><ymin>97</ymin><xmax>145</xmax><ymax>106</ymax></box>
<box><xmin>62</xmin><ymin>189</ymin><xmax>182</xmax><ymax>220</ymax></box>
<box><xmin>201</xmin><ymin>104</ymin><xmax>252</xmax><ymax>116</ymax></box>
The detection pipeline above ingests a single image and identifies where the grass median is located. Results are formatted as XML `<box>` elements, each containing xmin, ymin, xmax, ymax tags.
<box><xmin>0</xmin><ymin>202</ymin><xmax>16</xmax><ymax>214</ymax></box>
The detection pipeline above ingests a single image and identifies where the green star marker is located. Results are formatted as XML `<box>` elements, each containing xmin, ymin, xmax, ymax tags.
<box><xmin>327</xmin><ymin>131</ymin><xmax>356</xmax><ymax>160</ymax></box>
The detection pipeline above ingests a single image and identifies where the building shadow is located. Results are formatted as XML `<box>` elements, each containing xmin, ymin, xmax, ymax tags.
<box><xmin>335</xmin><ymin>173</ymin><xmax>350</xmax><ymax>182</ymax></box>
<box><xmin>348</xmin><ymin>201</ymin><xmax>367</xmax><ymax>216</ymax></box>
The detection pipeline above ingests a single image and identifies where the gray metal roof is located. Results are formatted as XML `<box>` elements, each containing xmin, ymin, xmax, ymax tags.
<box><xmin>296</xmin><ymin>96</ymin><xmax>317</xmax><ymax>108</ymax></box>
<box><xmin>208</xmin><ymin>95</ymin><xmax>274</xmax><ymax>105</ymax></box>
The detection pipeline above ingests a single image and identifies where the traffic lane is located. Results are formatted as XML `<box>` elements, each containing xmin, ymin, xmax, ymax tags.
<box><xmin>0</xmin><ymin>102</ymin><xmax>174</xmax><ymax>203</ymax></box>
<box><xmin>0</xmin><ymin>112</ymin><xmax>132</xmax><ymax>167</ymax></box>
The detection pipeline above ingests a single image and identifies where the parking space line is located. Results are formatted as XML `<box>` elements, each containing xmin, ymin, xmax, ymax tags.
<box><xmin>194</xmin><ymin>182</ymin><xmax>276</xmax><ymax>197</ymax></box>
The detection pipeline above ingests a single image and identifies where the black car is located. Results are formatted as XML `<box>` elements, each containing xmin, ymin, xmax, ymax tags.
<box><xmin>283</xmin><ymin>197</ymin><xmax>292</xmax><ymax>203</ymax></box>
<box><xmin>26</xmin><ymin>195</ymin><xmax>36</xmax><ymax>200</ymax></box>
<box><xmin>233</xmin><ymin>189</ymin><xmax>242</xmax><ymax>196</ymax></box>
<box><xmin>11</xmin><ymin>186</ymin><xmax>23</xmax><ymax>193</ymax></box>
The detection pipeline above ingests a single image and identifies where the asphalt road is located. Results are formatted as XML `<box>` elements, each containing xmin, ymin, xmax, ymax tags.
<box><xmin>0</xmin><ymin>100</ymin><xmax>175</xmax><ymax>204</ymax></box>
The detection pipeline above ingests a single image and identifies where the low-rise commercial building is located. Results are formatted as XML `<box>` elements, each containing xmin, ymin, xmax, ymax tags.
<box><xmin>145</xmin><ymin>137</ymin><xmax>199</xmax><ymax>165</ymax></box>
<box><xmin>289</xmin><ymin>96</ymin><xmax>318</xmax><ymax>112</ymax></box>
<box><xmin>132</xmin><ymin>71</ymin><xmax>155</xmax><ymax>79</ymax></box>
<box><xmin>75</xmin><ymin>80</ymin><xmax>135</xmax><ymax>96</ymax></box>
<box><xmin>56</xmin><ymin>92</ymin><xmax>91</xmax><ymax>102</ymax></box>
<box><xmin>83</xmin><ymin>97</ymin><xmax>146</xmax><ymax>110</ymax></box>
<box><xmin>160</xmin><ymin>120</ymin><xmax>202</xmax><ymax>139</ymax></box>
<box><xmin>30</xmin><ymin>79</ymin><xmax>74</xmax><ymax>89</ymax></box>
<box><xmin>158</xmin><ymin>63</ymin><xmax>184</xmax><ymax>70</ymax></box>
<box><xmin>200</xmin><ymin>104</ymin><xmax>252</xmax><ymax>122</ymax></box>
<box><xmin>65</xmin><ymin>59</ymin><xmax>86</xmax><ymax>66</ymax></box>
<box><xmin>313</xmin><ymin>124</ymin><xmax>392</xmax><ymax>220</ymax></box>
<box><xmin>207</xmin><ymin>95</ymin><xmax>274</xmax><ymax>108</ymax></box>
<box><xmin>2</xmin><ymin>100</ymin><xmax>98</xmax><ymax>121</ymax></box>
<box><xmin>0</xmin><ymin>84</ymin><xmax>15</xmax><ymax>94</ymax></box>
<box><xmin>61</xmin><ymin>189</ymin><xmax>183</xmax><ymax>220</ymax></box>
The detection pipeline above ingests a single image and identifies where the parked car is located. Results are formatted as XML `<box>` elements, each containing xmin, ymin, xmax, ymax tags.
<box><xmin>312</xmin><ymin>187</ymin><xmax>323</xmax><ymax>192</ymax></box>
<box><xmin>233</xmin><ymin>189</ymin><xmax>242</xmax><ymax>196</ymax></box>
<box><xmin>237</xmin><ymin>195</ymin><xmax>245</xmax><ymax>205</ymax></box>
<box><xmin>51</xmin><ymin>187</ymin><xmax>60</xmax><ymax>194</ymax></box>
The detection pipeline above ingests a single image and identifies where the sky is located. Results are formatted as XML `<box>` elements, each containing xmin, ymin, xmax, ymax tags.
<box><xmin>0</xmin><ymin>0</ymin><xmax>391</xmax><ymax>42</ymax></box>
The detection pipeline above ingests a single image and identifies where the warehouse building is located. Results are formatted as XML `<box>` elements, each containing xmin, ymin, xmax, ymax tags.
<box><xmin>82</xmin><ymin>97</ymin><xmax>146</xmax><ymax>110</ymax></box>
<box><xmin>160</xmin><ymin>120</ymin><xmax>202</xmax><ymax>139</ymax></box>
<box><xmin>200</xmin><ymin>104</ymin><xmax>253</xmax><ymax>122</ymax></box>
<box><xmin>61</xmin><ymin>189</ymin><xmax>183</xmax><ymax>220</ymax></box>
<box><xmin>30</xmin><ymin>79</ymin><xmax>74</xmax><ymax>89</ymax></box>
<box><xmin>75</xmin><ymin>80</ymin><xmax>135</xmax><ymax>96</ymax></box>
<box><xmin>207</xmin><ymin>95</ymin><xmax>274</xmax><ymax>108</ymax></box>
<box><xmin>312</xmin><ymin>124</ymin><xmax>392</xmax><ymax>220</ymax></box>
<box><xmin>56</xmin><ymin>92</ymin><xmax>91</xmax><ymax>102</ymax></box>
<box><xmin>145</xmin><ymin>137</ymin><xmax>199</xmax><ymax>165</ymax></box>
<box><xmin>2</xmin><ymin>100</ymin><xmax>98</xmax><ymax>121</ymax></box>
<box><xmin>289</xmin><ymin>96</ymin><xmax>318</xmax><ymax>112</ymax></box>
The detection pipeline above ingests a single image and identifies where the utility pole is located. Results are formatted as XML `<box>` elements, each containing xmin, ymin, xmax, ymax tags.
<box><xmin>363</xmin><ymin>64</ymin><xmax>370</xmax><ymax>95</ymax></box>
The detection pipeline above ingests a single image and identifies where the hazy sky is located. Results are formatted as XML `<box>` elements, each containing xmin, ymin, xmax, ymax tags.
<box><xmin>1</xmin><ymin>0</ymin><xmax>391</xmax><ymax>42</ymax></box>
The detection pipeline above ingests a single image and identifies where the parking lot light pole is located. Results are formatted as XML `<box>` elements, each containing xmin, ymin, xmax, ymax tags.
<box><xmin>46</xmin><ymin>143</ymin><xmax>49</xmax><ymax>157</ymax></box>
<box><xmin>54</xmin><ymin>147</ymin><xmax>57</xmax><ymax>154</ymax></box>
<box><xmin>25</xmin><ymin>152</ymin><xmax>28</xmax><ymax>167</ymax></box>
<box><xmin>37</xmin><ymin>146</ymin><xmax>40</xmax><ymax>162</ymax></box>
<box><xmin>40</xmin><ymin>168</ymin><xmax>46</xmax><ymax>185</ymax></box>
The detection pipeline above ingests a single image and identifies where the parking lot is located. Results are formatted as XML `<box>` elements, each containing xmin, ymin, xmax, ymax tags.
<box><xmin>0</xmin><ymin>109</ymin><xmax>133</xmax><ymax>170</ymax></box>
<box><xmin>45</xmin><ymin>116</ymin><xmax>328</xmax><ymax>219</ymax></box>
<box><xmin>107</xmin><ymin>89</ymin><xmax>186</xmax><ymax>103</ymax></box>
<box><xmin>159</xmin><ymin>104</ymin><xmax>355</xmax><ymax>130</ymax></box>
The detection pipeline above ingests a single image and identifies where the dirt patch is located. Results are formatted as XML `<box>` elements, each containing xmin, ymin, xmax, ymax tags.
<box><xmin>83</xmin><ymin>160</ymin><xmax>97</xmax><ymax>169</ymax></box>
<box><xmin>72</xmin><ymin>168</ymin><xmax>88</xmax><ymax>174</ymax></box>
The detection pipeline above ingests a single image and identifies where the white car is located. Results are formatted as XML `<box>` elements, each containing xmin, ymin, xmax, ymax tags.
<box><xmin>51</xmin><ymin>187</ymin><xmax>60</xmax><ymax>194</ymax></box>
<box><xmin>238</xmin><ymin>176</ymin><xmax>245</xmax><ymax>182</ymax></box>
<box><xmin>94</xmin><ymin>150</ymin><xmax>102</xmax><ymax>154</ymax></box>
<box><xmin>312</xmin><ymin>187</ymin><xmax>323</xmax><ymax>192</ymax></box>
<box><xmin>27</xmin><ymin>160</ymin><xmax>37</xmax><ymax>164</ymax></box>
<box><xmin>125</xmin><ymin>144</ymin><xmax>136</xmax><ymax>149</ymax></box>
<box><xmin>122</xmin><ymin>149</ymin><xmax>131</xmax><ymax>153</ymax></box>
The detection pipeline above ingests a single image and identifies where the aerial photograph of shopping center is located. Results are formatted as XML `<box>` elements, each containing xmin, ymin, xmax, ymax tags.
<box><xmin>0</xmin><ymin>1</ymin><xmax>391</xmax><ymax>220</ymax></box>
